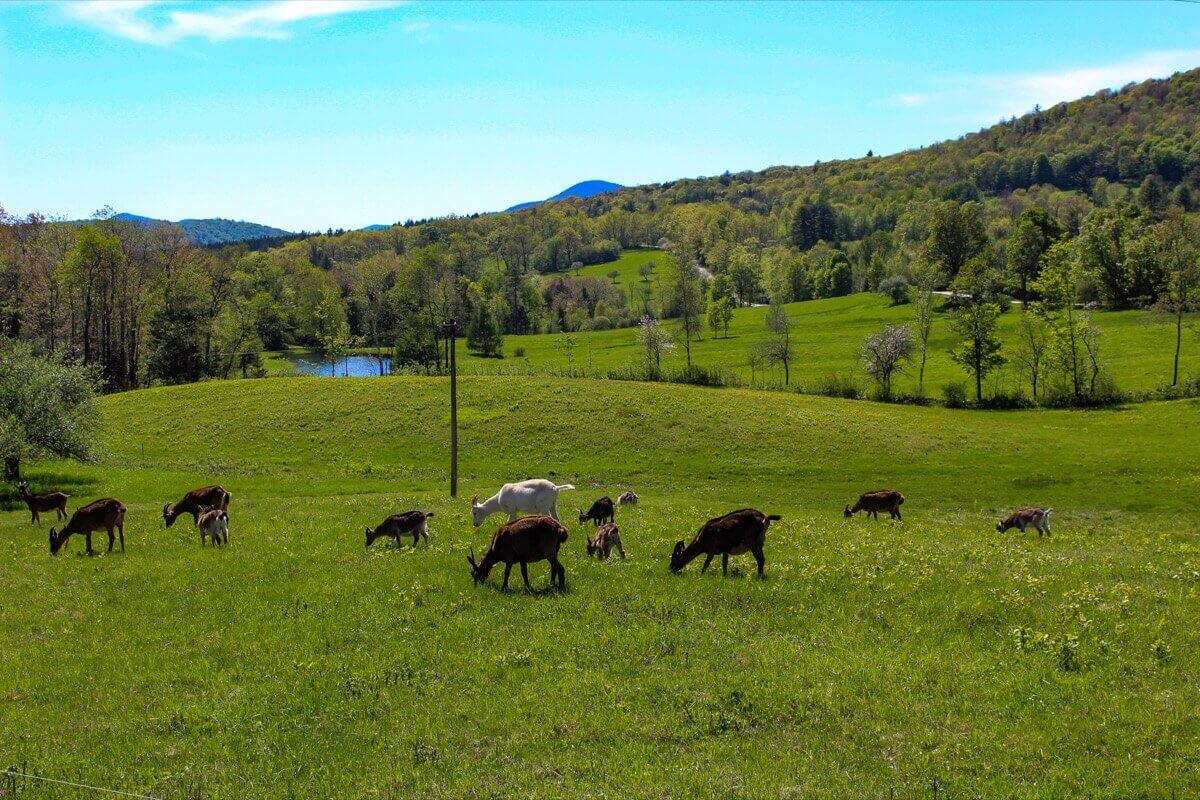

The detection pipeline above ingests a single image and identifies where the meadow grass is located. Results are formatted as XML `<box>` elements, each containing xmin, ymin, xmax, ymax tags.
<box><xmin>261</xmin><ymin>247</ymin><xmax>1199</xmax><ymax>398</ymax></box>
<box><xmin>470</xmin><ymin>292</ymin><xmax>1199</xmax><ymax>398</ymax></box>
<box><xmin>1</xmin><ymin>377</ymin><xmax>1197</xmax><ymax>798</ymax></box>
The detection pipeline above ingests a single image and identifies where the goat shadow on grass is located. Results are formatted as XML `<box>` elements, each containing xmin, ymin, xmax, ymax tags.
<box><xmin>477</xmin><ymin>580</ymin><xmax>570</xmax><ymax>597</ymax></box>
<box><xmin>0</xmin><ymin>472</ymin><xmax>101</xmax><ymax>512</ymax></box>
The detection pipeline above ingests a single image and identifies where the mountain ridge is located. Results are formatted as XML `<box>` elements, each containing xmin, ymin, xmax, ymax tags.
<box><xmin>109</xmin><ymin>212</ymin><xmax>293</xmax><ymax>245</ymax></box>
<box><xmin>505</xmin><ymin>179</ymin><xmax>623</xmax><ymax>212</ymax></box>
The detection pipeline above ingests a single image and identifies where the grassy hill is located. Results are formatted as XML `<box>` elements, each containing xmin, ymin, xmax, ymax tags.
<box><xmin>1</xmin><ymin>377</ymin><xmax>1198</xmax><ymax>797</ymax></box>
<box><xmin>459</xmin><ymin>290</ymin><xmax>1196</xmax><ymax>398</ymax></box>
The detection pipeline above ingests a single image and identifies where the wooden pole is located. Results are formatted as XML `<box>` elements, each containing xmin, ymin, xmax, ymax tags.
<box><xmin>446</xmin><ymin>320</ymin><xmax>458</xmax><ymax>497</ymax></box>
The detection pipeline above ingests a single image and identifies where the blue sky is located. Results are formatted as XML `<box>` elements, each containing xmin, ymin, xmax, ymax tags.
<box><xmin>1</xmin><ymin>1</ymin><xmax>1198</xmax><ymax>231</ymax></box>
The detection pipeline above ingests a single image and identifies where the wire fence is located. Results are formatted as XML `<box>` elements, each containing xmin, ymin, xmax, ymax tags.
<box><xmin>0</xmin><ymin>766</ymin><xmax>182</xmax><ymax>800</ymax></box>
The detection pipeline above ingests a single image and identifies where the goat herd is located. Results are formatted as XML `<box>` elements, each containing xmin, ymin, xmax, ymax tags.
<box><xmin>13</xmin><ymin>478</ymin><xmax>1054</xmax><ymax>590</ymax></box>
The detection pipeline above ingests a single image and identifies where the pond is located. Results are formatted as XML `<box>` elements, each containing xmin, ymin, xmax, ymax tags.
<box><xmin>289</xmin><ymin>354</ymin><xmax>391</xmax><ymax>377</ymax></box>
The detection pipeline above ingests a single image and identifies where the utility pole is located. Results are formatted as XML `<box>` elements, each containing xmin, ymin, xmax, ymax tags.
<box><xmin>444</xmin><ymin>319</ymin><xmax>458</xmax><ymax>497</ymax></box>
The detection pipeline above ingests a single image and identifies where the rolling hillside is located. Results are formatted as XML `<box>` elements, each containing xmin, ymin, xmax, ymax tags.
<box><xmin>112</xmin><ymin>212</ymin><xmax>293</xmax><ymax>245</ymax></box>
<box><xmin>1</xmin><ymin>377</ymin><xmax>1197</xmax><ymax>797</ymax></box>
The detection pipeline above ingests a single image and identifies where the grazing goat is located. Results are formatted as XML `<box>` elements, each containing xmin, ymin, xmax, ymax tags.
<box><xmin>164</xmin><ymin>485</ymin><xmax>231</xmax><ymax>527</ymax></box>
<box><xmin>49</xmin><ymin>498</ymin><xmax>127</xmax><ymax>556</ymax></box>
<box><xmin>471</xmin><ymin>479</ymin><xmax>575</xmax><ymax>527</ymax></box>
<box><xmin>197</xmin><ymin>507</ymin><xmax>230</xmax><ymax>547</ymax></box>
<box><xmin>366</xmin><ymin>510</ymin><xmax>435</xmax><ymax>549</ymax></box>
<box><xmin>670</xmin><ymin>508</ymin><xmax>779</xmax><ymax>577</ymax></box>
<box><xmin>844</xmin><ymin>489</ymin><xmax>904</xmax><ymax>520</ymax></box>
<box><xmin>467</xmin><ymin>515</ymin><xmax>568</xmax><ymax>590</ymax></box>
<box><xmin>617</xmin><ymin>490</ymin><xmax>639</xmax><ymax>506</ymax></box>
<box><xmin>16</xmin><ymin>481</ymin><xmax>69</xmax><ymax>523</ymax></box>
<box><xmin>587</xmin><ymin>523</ymin><xmax>625</xmax><ymax>560</ymax></box>
<box><xmin>996</xmin><ymin>507</ymin><xmax>1053</xmax><ymax>537</ymax></box>
<box><xmin>579</xmin><ymin>496</ymin><xmax>615</xmax><ymax>526</ymax></box>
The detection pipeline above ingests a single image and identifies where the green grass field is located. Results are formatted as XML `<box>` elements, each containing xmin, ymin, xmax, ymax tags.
<box><xmin>262</xmin><ymin>247</ymin><xmax>1198</xmax><ymax>398</ymax></box>
<box><xmin>1</xmin><ymin>377</ymin><xmax>1198</xmax><ymax>798</ymax></box>
<box><xmin>474</xmin><ymin>292</ymin><xmax>1198</xmax><ymax>397</ymax></box>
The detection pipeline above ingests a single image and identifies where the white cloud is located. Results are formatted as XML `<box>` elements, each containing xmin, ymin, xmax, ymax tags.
<box><xmin>66</xmin><ymin>0</ymin><xmax>407</xmax><ymax>46</ymax></box>
<box><xmin>892</xmin><ymin>49</ymin><xmax>1200</xmax><ymax>120</ymax></box>
<box><xmin>894</xmin><ymin>93</ymin><xmax>931</xmax><ymax>108</ymax></box>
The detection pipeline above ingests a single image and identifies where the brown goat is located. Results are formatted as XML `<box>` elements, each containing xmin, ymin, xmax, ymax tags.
<box><xmin>164</xmin><ymin>485</ymin><xmax>230</xmax><ymax>527</ymax></box>
<box><xmin>587</xmin><ymin>523</ymin><xmax>626</xmax><ymax>560</ymax></box>
<box><xmin>197</xmin><ymin>507</ymin><xmax>230</xmax><ymax>547</ymax></box>
<box><xmin>670</xmin><ymin>508</ymin><xmax>779</xmax><ymax>577</ymax></box>
<box><xmin>844</xmin><ymin>489</ymin><xmax>904</xmax><ymax>520</ymax></box>
<box><xmin>579</xmin><ymin>496</ymin><xmax>615</xmax><ymax>526</ymax></box>
<box><xmin>49</xmin><ymin>498</ymin><xmax>127</xmax><ymax>556</ymax></box>
<box><xmin>366</xmin><ymin>510</ymin><xmax>434</xmax><ymax>549</ymax></box>
<box><xmin>467</xmin><ymin>515</ymin><xmax>568</xmax><ymax>590</ymax></box>
<box><xmin>996</xmin><ymin>507</ymin><xmax>1053</xmax><ymax>537</ymax></box>
<box><xmin>617</xmin><ymin>490</ymin><xmax>639</xmax><ymax>506</ymax></box>
<box><xmin>17</xmin><ymin>481</ymin><xmax>70</xmax><ymax>523</ymax></box>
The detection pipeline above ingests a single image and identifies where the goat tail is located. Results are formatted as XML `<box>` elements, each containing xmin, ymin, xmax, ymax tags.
<box><xmin>766</xmin><ymin>514</ymin><xmax>782</xmax><ymax>521</ymax></box>
<box><xmin>555</xmin><ymin>484</ymin><xmax>576</xmax><ymax>492</ymax></box>
<box><xmin>425</xmin><ymin>511</ymin><xmax>435</xmax><ymax>517</ymax></box>
<box><xmin>897</xmin><ymin>494</ymin><xmax>905</xmax><ymax>505</ymax></box>
<box><xmin>558</xmin><ymin>530</ymin><xmax>569</xmax><ymax>543</ymax></box>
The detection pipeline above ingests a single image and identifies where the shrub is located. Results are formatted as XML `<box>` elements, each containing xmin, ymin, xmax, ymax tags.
<box><xmin>976</xmin><ymin>390</ymin><xmax>1033</xmax><ymax>410</ymax></box>
<box><xmin>512</xmin><ymin>347</ymin><xmax>526</xmax><ymax>358</ymax></box>
<box><xmin>878</xmin><ymin>275</ymin><xmax>911</xmax><ymax>306</ymax></box>
<box><xmin>943</xmin><ymin>382</ymin><xmax>969</xmax><ymax>408</ymax></box>
<box><xmin>814</xmin><ymin>374</ymin><xmax>860</xmax><ymax>399</ymax></box>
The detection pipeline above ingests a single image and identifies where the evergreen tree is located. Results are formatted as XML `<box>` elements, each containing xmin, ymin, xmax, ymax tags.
<box><xmin>466</xmin><ymin>303</ymin><xmax>503</xmax><ymax>357</ymax></box>
<box><xmin>1030</xmin><ymin>153</ymin><xmax>1055</xmax><ymax>186</ymax></box>
<box><xmin>789</xmin><ymin>198</ymin><xmax>838</xmax><ymax>251</ymax></box>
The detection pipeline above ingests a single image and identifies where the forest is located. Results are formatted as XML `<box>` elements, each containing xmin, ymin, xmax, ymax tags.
<box><xmin>1</xmin><ymin>68</ymin><xmax>1198</xmax><ymax>398</ymax></box>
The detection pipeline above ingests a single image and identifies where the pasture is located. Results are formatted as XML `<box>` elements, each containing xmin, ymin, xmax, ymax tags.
<box><xmin>1</xmin><ymin>377</ymin><xmax>1198</xmax><ymax>798</ymax></box>
<box><xmin>470</xmin><ymin>291</ymin><xmax>1199</xmax><ymax>398</ymax></box>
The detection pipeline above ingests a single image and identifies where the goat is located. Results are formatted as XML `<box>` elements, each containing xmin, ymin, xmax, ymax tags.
<box><xmin>996</xmin><ymin>507</ymin><xmax>1053</xmax><ymax>537</ymax></box>
<box><xmin>467</xmin><ymin>515</ymin><xmax>568</xmax><ymax>590</ymax></box>
<box><xmin>617</xmin><ymin>490</ymin><xmax>639</xmax><ymax>506</ymax></box>
<box><xmin>164</xmin><ymin>485</ymin><xmax>231</xmax><ymax>527</ymax></box>
<box><xmin>197</xmin><ymin>506</ymin><xmax>229</xmax><ymax>547</ymax></box>
<box><xmin>471</xmin><ymin>479</ymin><xmax>575</xmax><ymax>527</ymax></box>
<box><xmin>49</xmin><ymin>498</ymin><xmax>127</xmax><ymax>556</ymax></box>
<box><xmin>587</xmin><ymin>523</ymin><xmax>625</xmax><ymax>560</ymax></box>
<box><xmin>579</xmin><ymin>496</ymin><xmax>615</xmax><ymax>526</ymax></box>
<box><xmin>670</xmin><ymin>508</ymin><xmax>779</xmax><ymax>577</ymax></box>
<box><xmin>844</xmin><ymin>489</ymin><xmax>904</xmax><ymax>520</ymax></box>
<box><xmin>16</xmin><ymin>481</ymin><xmax>70</xmax><ymax>524</ymax></box>
<box><xmin>366</xmin><ymin>510</ymin><xmax>435</xmax><ymax>549</ymax></box>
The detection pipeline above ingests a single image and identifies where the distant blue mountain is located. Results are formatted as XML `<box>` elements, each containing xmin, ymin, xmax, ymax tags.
<box><xmin>361</xmin><ymin>224</ymin><xmax>392</xmax><ymax>231</ymax></box>
<box><xmin>505</xmin><ymin>180</ymin><xmax>622</xmax><ymax>212</ymax></box>
<box><xmin>107</xmin><ymin>213</ymin><xmax>292</xmax><ymax>245</ymax></box>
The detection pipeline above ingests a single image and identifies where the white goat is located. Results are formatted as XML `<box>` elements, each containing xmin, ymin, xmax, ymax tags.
<box><xmin>471</xmin><ymin>479</ymin><xmax>575</xmax><ymax>527</ymax></box>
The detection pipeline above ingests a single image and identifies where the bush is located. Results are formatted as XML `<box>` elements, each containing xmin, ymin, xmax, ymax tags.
<box><xmin>976</xmin><ymin>390</ymin><xmax>1033</xmax><ymax>410</ymax></box>
<box><xmin>943</xmin><ymin>382</ymin><xmax>969</xmax><ymax>408</ymax></box>
<box><xmin>877</xmin><ymin>275</ymin><xmax>911</xmax><ymax>306</ymax></box>
<box><xmin>580</xmin><ymin>316</ymin><xmax>612</xmax><ymax>332</ymax></box>
<box><xmin>512</xmin><ymin>347</ymin><xmax>526</xmax><ymax>358</ymax></box>
<box><xmin>813</xmin><ymin>373</ymin><xmax>860</xmax><ymax>399</ymax></box>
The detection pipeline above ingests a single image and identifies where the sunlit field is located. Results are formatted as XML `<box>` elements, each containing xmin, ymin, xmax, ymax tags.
<box><xmin>2</xmin><ymin>377</ymin><xmax>1198</xmax><ymax>798</ymax></box>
